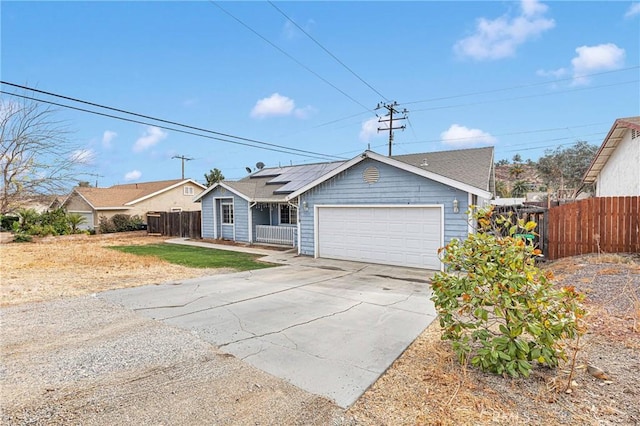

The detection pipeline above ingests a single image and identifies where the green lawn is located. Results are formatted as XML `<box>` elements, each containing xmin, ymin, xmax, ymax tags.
<box><xmin>109</xmin><ymin>243</ymin><xmax>276</xmax><ymax>271</ymax></box>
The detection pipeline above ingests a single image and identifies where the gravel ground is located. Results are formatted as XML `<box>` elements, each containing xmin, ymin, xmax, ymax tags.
<box><xmin>1</xmin><ymin>296</ymin><xmax>347</xmax><ymax>425</ymax></box>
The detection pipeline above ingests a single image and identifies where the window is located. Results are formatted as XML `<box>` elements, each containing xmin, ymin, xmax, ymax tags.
<box><xmin>280</xmin><ymin>204</ymin><xmax>297</xmax><ymax>225</ymax></box>
<box><xmin>183</xmin><ymin>186</ymin><xmax>195</xmax><ymax>196</ymax></box>
<box><xmin>222</xmin><ymin>203</ymin><xmax>234</xmax><ymax>225</ymax></box>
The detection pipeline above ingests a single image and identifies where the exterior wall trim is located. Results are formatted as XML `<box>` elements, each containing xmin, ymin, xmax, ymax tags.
<box><xmin>193</xmin><ymin>181</ymin><xmax>251</xmax><ymax>203</ymax></box>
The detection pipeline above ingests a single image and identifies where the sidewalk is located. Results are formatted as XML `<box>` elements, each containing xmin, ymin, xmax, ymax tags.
<box><xmin>164</xmin><ymin>237</ymin><xmax>292</xmax><ymax>257</ymax></box>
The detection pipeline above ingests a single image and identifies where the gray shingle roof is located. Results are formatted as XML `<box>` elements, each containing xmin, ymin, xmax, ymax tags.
<box><xmin>392</xmin><ymin>146</ymin><xmax>494</xmax><ymax>192</ymax></box>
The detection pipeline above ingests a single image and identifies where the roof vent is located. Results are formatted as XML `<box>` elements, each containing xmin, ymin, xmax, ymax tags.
<box><xmin>363</xmin><ymin>166</ymin><xmax>379</xmax><ymax>184</ymax></box>
<box><xmin>420</xmin><ymin>158</ymin><xmax>428</xmax><ymax>167</ymax></box>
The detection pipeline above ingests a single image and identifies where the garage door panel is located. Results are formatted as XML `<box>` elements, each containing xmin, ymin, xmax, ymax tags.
<box><xmin>317</xmin><ymin>206</ymin><xmax>442</xmax><ymax>269</ymax></box>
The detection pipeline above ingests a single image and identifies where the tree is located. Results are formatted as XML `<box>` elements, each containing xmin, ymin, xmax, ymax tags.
<box><xmin>1</xmin><ymin>94</ymin><xmax>81</xmax><ymax>214</ymax></box>
<box><xmin>67</xmin><ymin>212</ymin><xmax>87</xmax><ymax>233</ymax></box>
<box><xmin>495</xmin><ymin>180</ymin><xmax>510</xmax><ymax>198</ymax></box>
<box><xmin>204</xmin><ymin>168</ymin><xmax>224</xmax><ymax>186</ymax></box>
<box><xmin>511</xmin><ymin>180</ymin><xmax>530</xmax><ymax>198</ymax></box>
<box><xmin>536</xmin><ymin>141</ymin><xmax>598</xmax><ymax>197</ymax></box>
<box><xmin>512</xmin><ymin>153</ymin><xmax>523</xmax><ymax>163</ymax></box>
<box><xmin>509</xmin><ymin>164</ymin><xmax>525</xmax><ymax>179</ymax></box>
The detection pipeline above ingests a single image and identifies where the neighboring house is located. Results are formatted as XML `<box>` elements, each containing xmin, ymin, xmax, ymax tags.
<box><xmin>582</xmin><ymin>116</ymin><xmax>640</xmax><ymax>196</ymax></box>
<box><xmin>13</xmin><ymin>195</ymin><xmax>63</xmax><ymax>214</ymax></box>
<box><xmin>63</xmin><ymin>179</ymin><xmax>206</xmax><ymax>230</ymax></box>
<box><xmin>195</xmin><ymin>147</ymin><xmax>495</xmax><ymax>270</ymax></box>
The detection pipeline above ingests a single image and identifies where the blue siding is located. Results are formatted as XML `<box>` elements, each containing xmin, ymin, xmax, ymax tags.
<box><xmin>298</xmin><ymin>158</ymin><xmax>470</xmax><ymax>255</ymax></box>
<box><xmin>199</xmin><ymin>187</ymin><xmax>249</xmax><ymax>242</ymax></box>
<box><xmin>201</xmin><ymin>195</ymin><xmax>215</xmax><ymax>239</ymax></box>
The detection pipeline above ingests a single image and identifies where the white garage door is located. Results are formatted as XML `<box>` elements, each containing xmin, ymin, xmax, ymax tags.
<box><xmin>316</xmin><ymin>206</ymin><xmax>442</xmax><ymax>270</ymax></box>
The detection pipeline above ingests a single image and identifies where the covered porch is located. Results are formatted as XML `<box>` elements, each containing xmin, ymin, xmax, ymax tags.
<box><xmin>251</xmin><ymin>202</ymin><xmax>297</xmax><ymax>247</ymax></box>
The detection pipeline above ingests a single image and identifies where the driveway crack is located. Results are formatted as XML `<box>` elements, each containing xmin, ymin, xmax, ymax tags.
<box><xmin>219</xmin><ymin>301</ymin><xmax>363</xmax><ymax>348</ymax></box>
<box><xmin>132</xmin><ymin>295</ymin><xmax>206</xmax><ymax>311</ymax></box>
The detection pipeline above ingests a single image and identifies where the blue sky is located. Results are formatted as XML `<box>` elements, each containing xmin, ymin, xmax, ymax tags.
<box><xmin>2</xmin><ymin>1</ymin><xmax>639</xmax><ymax>186</ymax></box>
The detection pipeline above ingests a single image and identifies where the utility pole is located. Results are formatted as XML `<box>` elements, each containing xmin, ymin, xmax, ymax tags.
<box><xmin>376</xmin><ymin>101</ymin><xmax>408</xmax><ymax>156</ymax></box>
<box><xmin>86</xmin><ymin>173</ymin><xmax>104</xmax><ymax>187</ymax></box>
<box><xmin>172</xmin><ymin>155</ymin><xmax>193</xmax><ymax>180</ymax></box>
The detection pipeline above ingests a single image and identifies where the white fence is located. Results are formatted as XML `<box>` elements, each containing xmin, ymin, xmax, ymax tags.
<box><xmin>255</xmin><ymin>225</ymin><xmax>296</xmax><ymax>246</ymax></box>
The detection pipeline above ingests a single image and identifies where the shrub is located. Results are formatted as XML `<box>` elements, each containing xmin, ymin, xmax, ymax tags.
<box><xmin>430</xmin><ymin>206</ymin><xmax>586</xmax><ymax>378</ymax></box>
<box><xmin>99</xmin><ymin>214</ymin><xmax>143</xmax><ymax>233</ymax></box>
<box><xmin>40</xmin><ymin>208</ymin><xmax>71</xmax><ymax>235</ymax></box>
<box><xmin>99</xmin><ymin>215</ymin><xmax>116</xmax><ymax>234</ymax></box>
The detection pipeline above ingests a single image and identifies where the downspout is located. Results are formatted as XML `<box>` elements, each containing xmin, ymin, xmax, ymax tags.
<box><xmin>248</xmin><ymin>202</ymin><xmax>256</xmax><ymax>243</ymax></box>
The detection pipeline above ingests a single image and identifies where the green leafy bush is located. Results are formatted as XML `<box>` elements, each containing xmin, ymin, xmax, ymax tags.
<box><xmin>430</xmin><ymin>206</ymin><xmax>586</xmax><ymax>378</ymax></box>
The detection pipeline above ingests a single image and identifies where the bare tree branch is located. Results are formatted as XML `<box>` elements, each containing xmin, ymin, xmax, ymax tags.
<box><xmin>1</xmin><ymin>92</ymin><xmax>81</xmax><ymax>214</ymax></box>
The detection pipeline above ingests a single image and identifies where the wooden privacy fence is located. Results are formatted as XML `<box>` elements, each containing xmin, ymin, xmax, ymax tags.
<box><xmin>147</xmin><ymin>211</ymin><xmax>201</xmax><ymax>239</ymax></box>
<box><xmin>547</xmin><ymin>196</ymin><xmax>639</xmax><ymax>260</ymax></box>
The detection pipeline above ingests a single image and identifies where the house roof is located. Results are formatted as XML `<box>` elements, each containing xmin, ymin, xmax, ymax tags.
<box><xmin>195</xmin><ymin>147</ymin><xmax>494</xmax><ymax>203</ymax></box>
<box><xmin>193</xmin><ymin>161</ymin><xmax>345</xmax><ymax>203</ymax></box>
<box><xmin>392</xmin><ymin>146</ymin><xmax>494</xmax><ymax>192</ymax></box>
<box><xmin>66</xmin><ymin>179</ymin><xmax>205</xmax><ymax>210</ymax></box>
<box><xmin>582</xmin><ymin>116</ymin><xmax>640</xmax><ymax>184</ymax></box>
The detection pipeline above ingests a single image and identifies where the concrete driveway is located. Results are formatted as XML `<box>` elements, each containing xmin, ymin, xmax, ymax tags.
<box><xmin>100</xmin><ymin>254</ymin><xmax>437</xmax><ymax>408</ymax></box>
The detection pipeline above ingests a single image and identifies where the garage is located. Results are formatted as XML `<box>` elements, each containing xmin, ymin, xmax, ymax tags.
<box><xmin>316</xmin><ymin>205</ymin><xmax>443</xmax><ymax>270</ymax></box>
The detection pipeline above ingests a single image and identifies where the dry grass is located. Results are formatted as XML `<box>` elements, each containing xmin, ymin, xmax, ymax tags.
<box><xmin>0</xmin><ymin>233</ymin><xmax>225</xmax><ymax>307</ymax></box>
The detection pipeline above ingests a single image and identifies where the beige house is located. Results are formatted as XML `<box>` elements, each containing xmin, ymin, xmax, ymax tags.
<box><xmin>62</xmin><ymin>179</ymin><xmax>206</xmax><ymax>230</ymax></box>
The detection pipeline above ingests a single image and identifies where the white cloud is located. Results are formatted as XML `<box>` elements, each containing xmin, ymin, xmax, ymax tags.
<box><xmin>132</xmin><ymin>126</ymin><xmax>167</xmax><ymax>152</ymax></box>
<box><xmin>293</xmin><ymin>105</ymin><xmax>317</xmax><ymax>119</ymax></box>
<box><xmin>454</xmin><ymin>0</ymin><xmax>555</xmax><ymax>60</ymax></box>
<box><xmin>440</xmin><ymin>124</ymin><xmax>497</xmax><ymax>147</ymax></box>
<box><xmin>625</xmin><ymin>3</ymin><xmax>640</xmax><ymax>18</ymax></box>
<box><xmin>570</xmin><ymin>43</ymin><xmax>626</xmax><ymax>85</ymax></box>
<box><xmin>124</xmin><ymin>170</ymin><xmax>142</xmax><ymax>181</ymax></box>
<box><xmin>250</xmin><ymin>93</ymin><xmax>313</xmax><ymax>119</ymax></box>
<box><xmin>251</xmin><ymin>93</ymin><xmax>294</xmax><ymax>118</ymax></box>
<box><xmin>70</xmin><ymin>149</ymin><xmax>96</xmax><ymax>165</ymax></box>
<box><xmin>359</xmin><ymin>117</ymin><xmax>384</xmax><ymax>142</ymax></box>
<box><xmin>102</xmin><ymin>130</ymin><xmax>117</xmax><ymax>148</ymax></box>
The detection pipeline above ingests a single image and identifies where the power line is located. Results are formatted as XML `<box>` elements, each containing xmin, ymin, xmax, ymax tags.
<box><xmin>0</xmin><ymin>82</ymin><xmax>345</xmax><ymax>161</ymax></box>
<box><xmin>209</xmin><ymin>1</ymin><xmax>373</xmax><ymax>113</ymax></box>
<box><xmin>267</xmin><ymin>1</ymin><xmax>389</xmax><ymax>102</ymax></box>
<box><xmin>408</xmin><ymin>80</ymin><xmax>638</xmax><ymax>113</ymax></box>
<box><xmin>397</xmin><ymin>122</ymin><xmax>610</xmax><ymax>146</ymax></box>
<box><xmin>400</xmin><ymin>65</ymin><xmax>640</xmax><ymax>106</ymax></box>
<box><xmin>0</xmin><ymin>90</ymin><xmax>341</xmax><ymax>162</ymax></box>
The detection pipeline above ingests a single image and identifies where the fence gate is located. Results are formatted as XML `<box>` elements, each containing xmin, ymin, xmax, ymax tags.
<box><xmin>547</xmin><ymin>196</ymin><xmax>639</xmax><ymax>260</ymax></box>
<box><xmin>146</xmin><ymin>211</ymin><xmax>201</xmax><ymax>239</ymax></box>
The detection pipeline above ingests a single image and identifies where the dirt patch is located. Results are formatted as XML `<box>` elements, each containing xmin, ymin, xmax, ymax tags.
<box><xmin>0</xmin><ymin>233</ymin><xmax>230</xmax><ymax>307</ymax></box>
<box><xmin>348</xmin><ymin>254</ymin><xmax>640</xmax><ymax>425</ymax></box>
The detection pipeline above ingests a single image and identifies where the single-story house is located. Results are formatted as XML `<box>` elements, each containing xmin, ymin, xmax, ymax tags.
<box><xmin>582</xmin><ymin>116</ymin><xmax>640</xmax><ymax>196</ymax></box>
<box><xmin>63</xmin><ymin>179</ymin><xmax>206</xmax><ymax>230</ymax></box>
<box><xmin>194</xmin><ymin>147</ymin><xmax>495</xmax><ymax>270</ymax></box>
